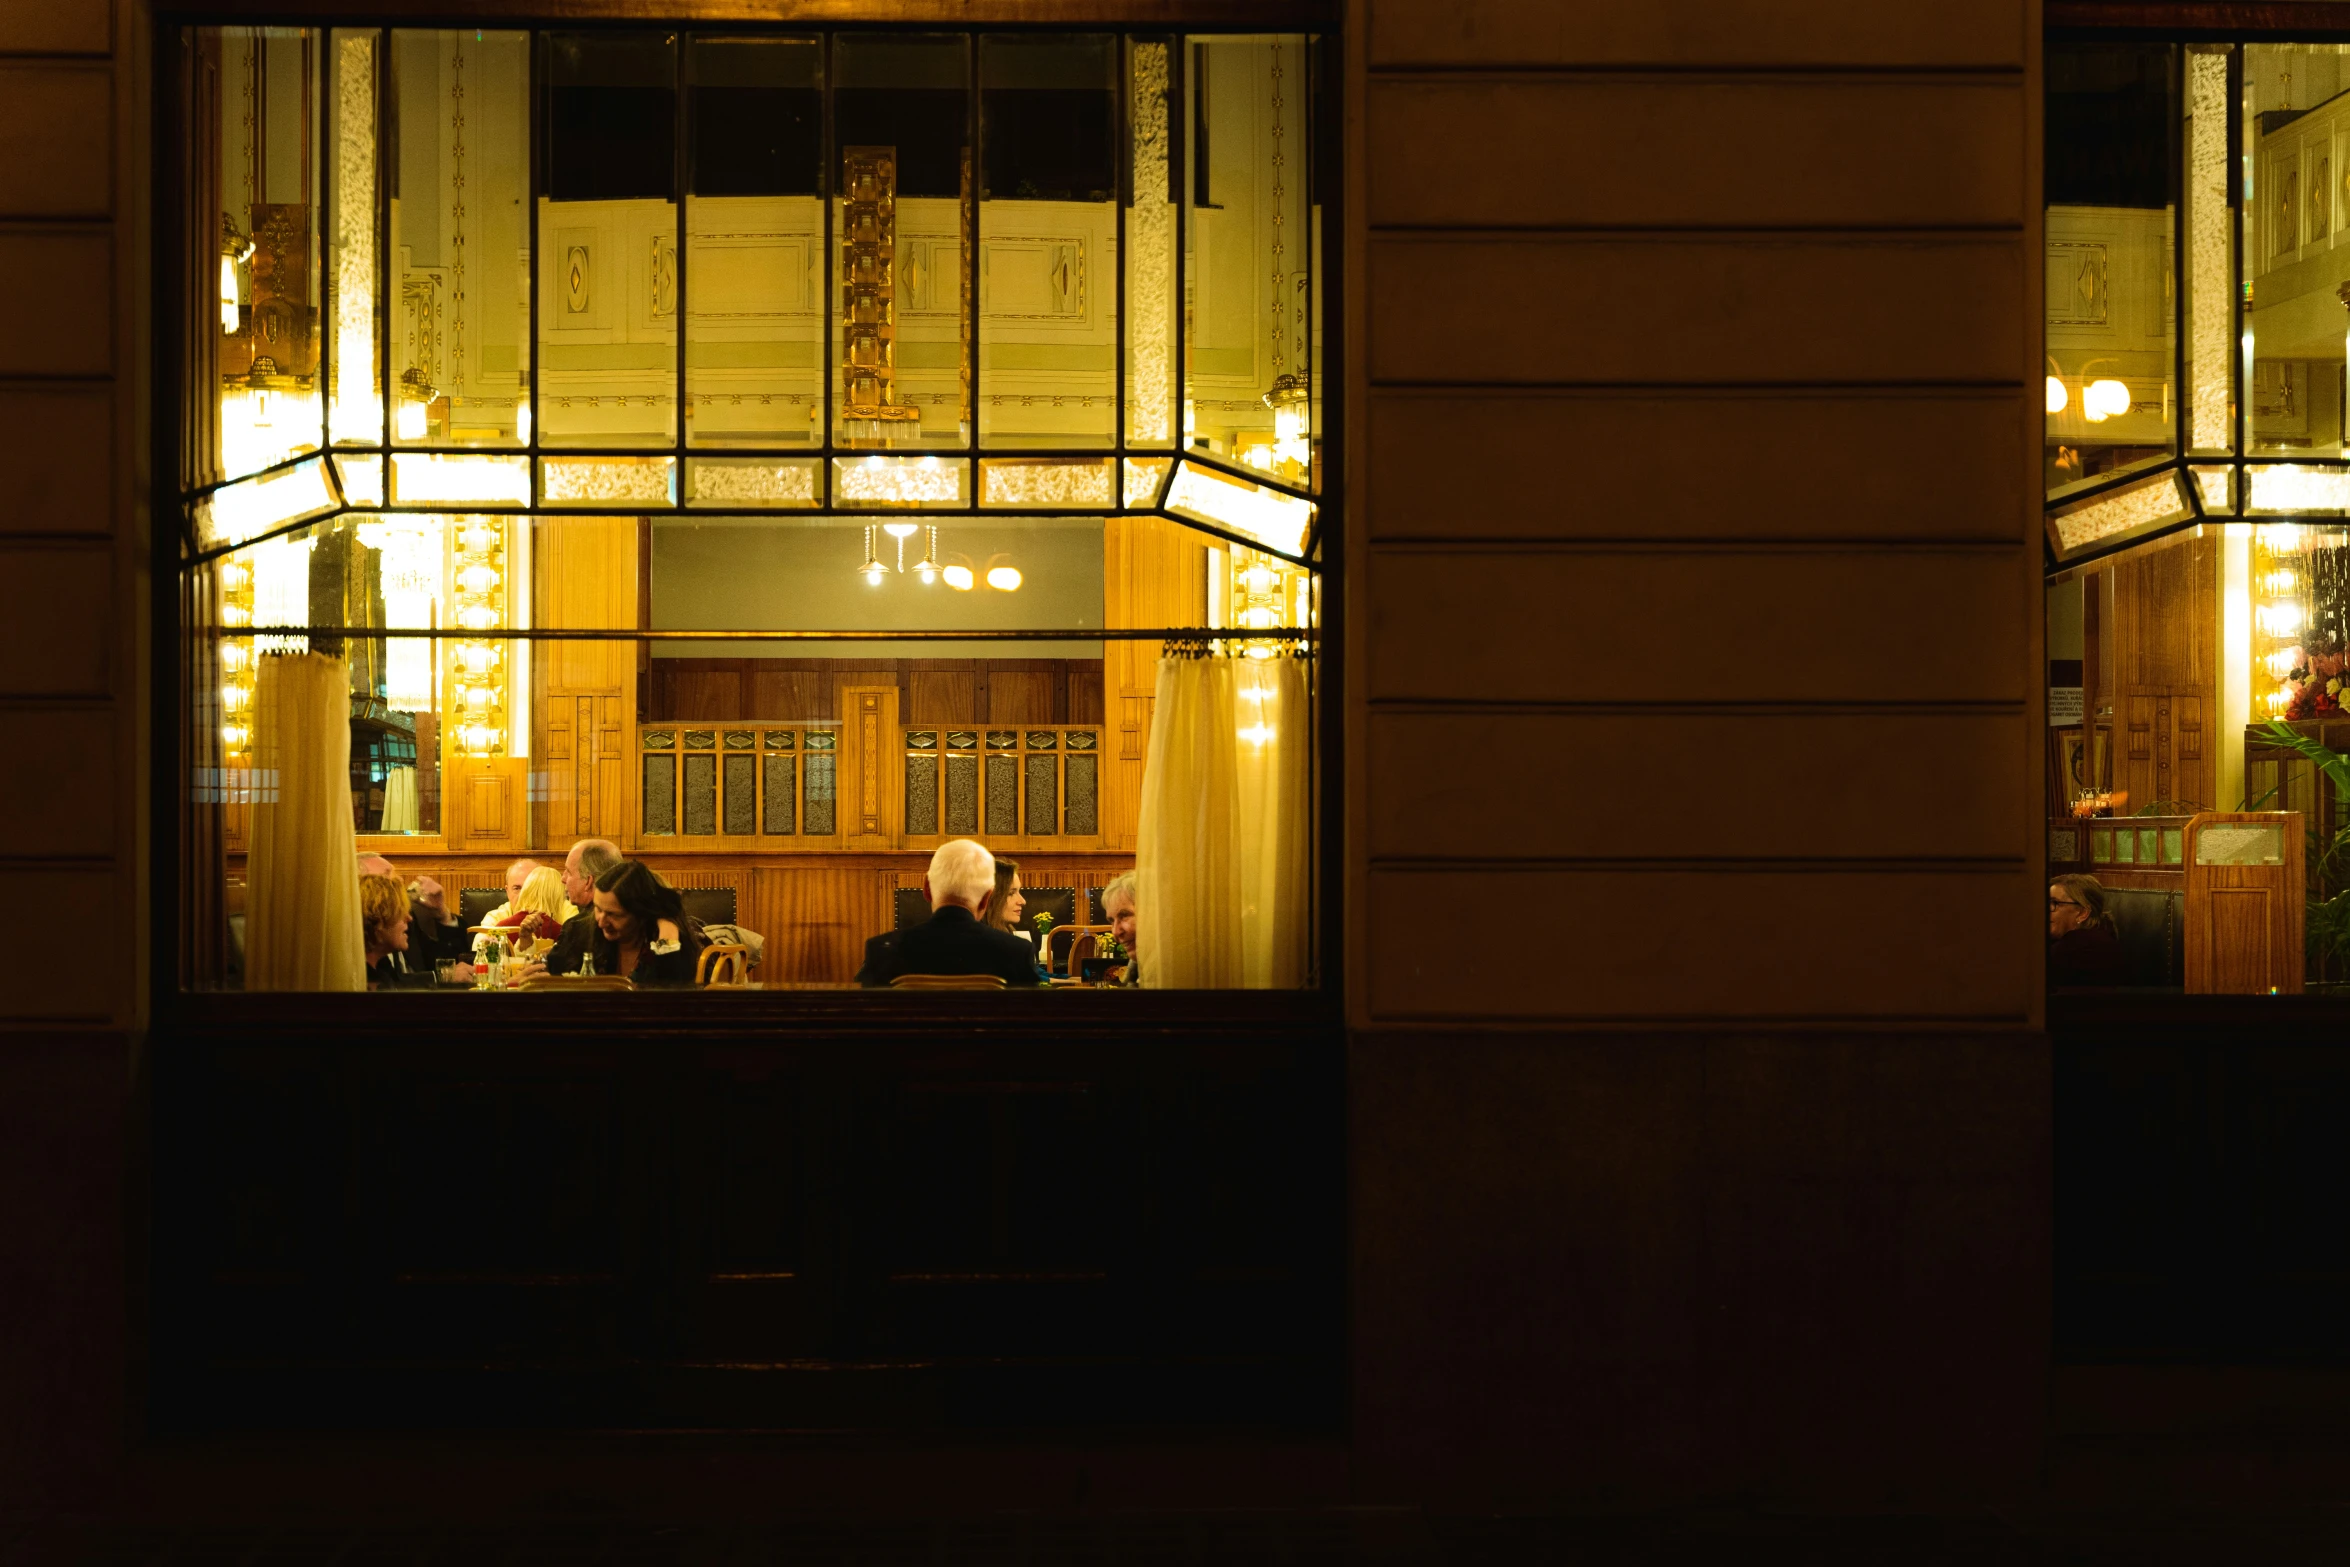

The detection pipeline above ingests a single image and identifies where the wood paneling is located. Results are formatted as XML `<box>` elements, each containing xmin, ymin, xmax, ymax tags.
<box><xmin>0</xmin><ymin>0</ymin><xmax>108</xmax><ymax>54</ymax></box>
<box><xmin>1368</xmin><ymin>235</ymin><xmax>2024</xmax><ymax>386</ymax></box>
<box><xmin>1368</xmin><ymin>549</ymin><xmax>2028</xmax><ymax>705</ymax></box>
<box><xmin>648</xmin><ymin>658</ymin><xmax>1104</xmax><ymax>726</ymax></box>
<box><xmin>0</xmin><ymin>547</ymin><xmax>109</xmax><ymax>696</ymax></box>
<box><xmin>0</xmin><ymin>231</ymin><xmax>111</xmax><ymax>376</ymax></box>
<box><xmin>0</xmin><ymin>707</ymin><xmax>115</xmax><ymax>858</ymax></box>
<box><xmin>0</xmin><ymin>65</ymin><xmax>109</xmax><ymax>218</ymax></box>
<box><xmin>0</xmin><ymin>386</ymin><xmax>111</xmax><ymax>536</ymax></box>
<box><xmin>984</xmin><ymin>669</ymin><xmax>1059</xmax><ymax>724</ymax></box>
<box><xmin>535</xmin><ymin>516</ymin><xmax>637</xmax><ymax>846</ymax></box>
<box><xmin>1367</xmin><ymin>390</ymin><xmax>2026</xmax><ymax>543</ymax></box>
<box><xmin>1367</xmin><ymin>868</ymin><xmax>2036</xmax><ymax>1022</ymax></box>
<box><xmin>0</xmin><ymin>869</ymin><xmax>114</xmax><ymax>1020</ymax></box>
<box><xmin>1370</xmin><ymin>80</ymin><xmax>2024</xmax><ymax>230</ymax></box>
<box><xmin>1367</xmin><ymin>0</ymin><xmax>2026</xmax><ymax>69</ymax></box>
<box><xmin>908</xmin><ymin>666</ymin><xmax>977</xmax><ymax>726</ymax></box>
<box><xmin>1370</xmin><ymin>711</ymin><xmax>2029</xmax><ymax>862</ymax></box>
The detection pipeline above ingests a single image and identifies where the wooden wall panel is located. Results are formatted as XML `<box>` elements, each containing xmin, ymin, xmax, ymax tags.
<box><xmin>0</xmin><ymin>64</ymin><xmax>109</xmax><ymax>218</ymax></box>
<box><xmin>985</xmin><ymin>669</ymin><xmax>1059</xmax><ymax>725</ymax></box>
<box><xmin>665</xmin><ymin>669</ymin><xmax>744</xmax><ymax>722</ymax></box>
<box><xmin>1367</xmin><ymin>0</ymin><xmax>2026</xmax><ymax>69</ymax></box>
<box><xmin>1368</xmin><ymin>868</ymin><xmax>2035</xmax><ymax>1023</ymax></box>
<box><xmin>907</xmin><ymin>666</ymin><xmax>977</xmax><ymax>726</ymax></box>
<box><xmin>0</xmin><ymin>231</ymin><xmax>111</xmax><ymax>376</ymax></box>
<box><xmin>1368</xmin><ymin>391</ymin><xmax>2025</xmax><ymax>543</ymax></box>
<box><xmin>0</xmin><ymin>0</ymin><xmax>107</xmax><ymax>54</ymax></box>
<box><xmin>1370</xmin><ymin>711</ymin><xmax>2029</xmax><ymax>862</ymax></box>
<box><xmin>1370</xmin><ymin>80</ymin><xmax>2024</xmax><ymax>230</ymax></box>
<box><xmin>0</xmin><ymin>385</ymin><xmax>111</xmax><ymax>536</ymax></box>
<box><xmin>0</xmin><ymin>547</ymin><xmax>110</xmax><ymax>696</ymax></box>
<box><xmin>1369</xmin><ymin>236</ymin><xmax>2024</xmax><ymax>387</ymax></box>
<box><xmin>0</xmin><ymin>707</ymin><xmax>116</xmax><ymax>858</ymax></box>
<box><xmin>534</xmin><ymin>516</ymin><xmax>637</xmax><ymax>847</ymax></box>
<box><xmin>1367</xmin><ymin>549</ymin><xmax>2027</xmax><ymax>705</ymax></box>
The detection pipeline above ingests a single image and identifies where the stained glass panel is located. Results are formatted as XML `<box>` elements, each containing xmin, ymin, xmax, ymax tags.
<box><xmin>643</xmin><ymin>754</ymin><xmax>676</xmax><ymax>834</ymax></box>
<box><xmin>804</xmin><ymin>752</ymin><xmax>836</xmax><ymax>834</ymax></box>
<box><xmin>906</xmin><ymin>753</ymin><xmax>939</xmax><ymax>834</ymax></box>
<box><xmin>764</xmin><ymin>752</ymin><xmax>795</xmax><ymax>833</ymax></box>
<box><xmin>1065</xmin><ymin>754</ymin><xmax>1096</xmax><ymax>834</ymax></box>
<box><xmin>683</xmin><ymin>752</ymin><xmax>717</xmax><ymax>834</ymax></box>
<box><xmin>946</xmin><ymin>753</ymin><xmax>979</xmax><ymax>834</ymax></box>
<box><xmin>724</xmin><ymin>753</ymin><xmax>756</xmax><ymax>834</ymax></box>
<box><xmin>986</xmin><ymin>754</ymin><xmax>1017</xmax><ymax>834</ymax></box>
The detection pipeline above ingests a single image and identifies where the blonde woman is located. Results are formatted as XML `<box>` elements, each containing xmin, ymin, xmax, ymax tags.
<box><xmin>493</xmin><ymin>864</ymin><xmax>571</xmax><ymax>949</ymax></box>
<box><xmin>360</xmin><ymin>874</ymin><xmax>412</xmax><ymax>989</ymax></box>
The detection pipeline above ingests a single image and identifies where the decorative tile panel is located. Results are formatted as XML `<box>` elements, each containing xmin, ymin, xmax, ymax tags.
<box><xmin>764</xmin><ymin>754</ymin><xmax>795</xmax><ymax>834</ymax></box>
<box><xmin>642</xmin><ymin>755</ymin><xmax>675</xmax><ymax>834</ymax></box>
<box><xmin>724</xmin><ymin>730</ymin><xmax>754</xmax><ymax>749</ymax></box>
<box><xmin>1025</xmin><ymin>753</ymin><xmax>1058</xmax><ymax>834</ymax></box>
<box><xmin>764</xmin><ymin>729</ymin><xmax>796</xmax><ymax>749</ymax></box>
<box><xmin>946</xmin><ymin>754</ymin><xmax>978</xmax><ymax>834</ymax></box>
<box><xmin>685</xmin><ymin>730</ymin><xmax>716</xmax><ymax>750</ymax></box>
<box><xmin>1065</xmin><ymin>755</ymin><xmax>1097</xmax><ymax>835</ymax></box>
<box><xmin>805</xmin><ymin>753</ymin><xmax>836</xmax><ymax>835</ymax></box>
<box><xmin>946</xmin><ymin>730</ymin><xmax>979</xmax><ymax>750</ymax></box>
<box><xmin>643</xmin><ymin>729</ymin><xmax>676</xmax><ymax>749</ymax></box>
<box><xmin>906</xmin><ymin>730</ymin><xmax>938</xmax><ymax>750</ymax></box>
<box><xmin>1025</xmin><ymin>730</ymin><xmax>1058</xmax><ymax>750</ymax></box>
<box><xmin>806</xmin><ymin>731</ymin><xmax>838</xmax><ymax>752</ymax></box>
<box><xmin>724</xmin><ymin>754</ymin><xmax>756</xmax><ymax>835</ymax></box>
<box><xmin>683</xmin><ymin>754</ymin><xmax>717</xmax><ymax>835</ymax></box>
<box><xmin>986</xmin><ymin>731</ymin><xmax>1018</xmax><ymax>750</ymax></box>
<box><xmin>1065</xmin><ymin>730</ymin><xmax>1098</xmax><ymax>752</ymax></box>
<box><xmin>905</xmin><ymin>754</ymin><xmax>938</xmax><ymax>835</ymax></box>
<box><xmin>986</xmin><ymin>755</ymin><xmax>1017</xmax><ymax>835</ymax></box>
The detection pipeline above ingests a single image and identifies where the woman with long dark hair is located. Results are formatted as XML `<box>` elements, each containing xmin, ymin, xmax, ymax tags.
<box><xmin>587</xmin><ymin>860</ymin><xmax>707</xmax><ymax>985</ymax></box>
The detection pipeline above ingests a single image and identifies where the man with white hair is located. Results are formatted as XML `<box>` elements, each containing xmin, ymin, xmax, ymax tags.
<box><xmin>1099</xmin><ymin>871</ymin><xmax>1140</xmax><ymax>988</ymax></box>
<box><xmin>856</xmin><ymin>839</ymin><xmax>1042</xmax><ymax>988</ymax></box>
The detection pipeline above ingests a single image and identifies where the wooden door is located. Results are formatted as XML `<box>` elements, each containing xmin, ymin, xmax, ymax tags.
<box><xmin>2185</xmin><ymin>811</ymin><xmax>2305</xmax><ymax>994</ymax></box>
<box><xmin>837</xmin><ymin>683</ymin><xmax>899</xmax><ymax>849</ymax></box>
<box><xmin>2110</xmin><ymin>535</ymin><xmax>2219</xmax><ymax>812</ymax></box>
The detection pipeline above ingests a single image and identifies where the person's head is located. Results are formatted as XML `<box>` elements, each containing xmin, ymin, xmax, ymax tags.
<box><xmin>925</xmin><ymin>839</ymin><xmax>996</xmax><ymax>916</ymax></box>
<box><xmin>512</xmin><ymin>866</ymin><xmax>570</xmax><ymax>924</ymax></box>
<box><xmin>2050</xmin><ymin>873</ymin><xmax>2111</xmax><ymax>938</ymax></box>
<box><xmin>562</xmin><ymin>838</ymin><xmax>623</xmax><ymax>909</ymax></box>
<box><xmin>1101</xmin><ymin>872</ymin><xmax>1137</xmax><ymax>950</ymax></box>
<box><xmin>986</xmin><ymin>858</ymin><xmax>1024</xmax><ymax>931</ymax></box>
<box><xmin>356</xmin><ymin>853</ymin><xmax>396</xmax><ymax>879</ymax></box>
<box><xmin>359</xmin><ymin>874</ymin><xmax>411</xmax><ymax>958</ymax></box>
<box><xmin>592</xmin><ymin>859</ymin><xmax>684</xmax><ymax>946</ymax></box>
<box><xmin>504</xmin><ymin>857</ymin><xmax>543</xmax><ymax>907</ymax></box>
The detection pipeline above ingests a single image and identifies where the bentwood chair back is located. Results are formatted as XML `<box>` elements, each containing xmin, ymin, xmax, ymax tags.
<box><xmin>888</xmin><ymin>974</ymin><xmax>1009</xmax><ymax>990</ymax></box>
<box><xmin>698</xmin><ymin>943</ymin><xmax>752</xmax><ymax>986</ymax></box>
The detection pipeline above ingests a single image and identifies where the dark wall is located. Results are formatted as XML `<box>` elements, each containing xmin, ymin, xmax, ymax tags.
<box><xmin>0</xmin><ymin>0</ymin><xmax>2052</xmax><ymax>1522</ymax></box>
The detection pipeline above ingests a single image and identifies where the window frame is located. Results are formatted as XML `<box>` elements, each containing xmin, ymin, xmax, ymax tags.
<box><xmin>148</xmin><ymin>4</ymin><xmax>1347</xmax><ymax>1022</ymax></box>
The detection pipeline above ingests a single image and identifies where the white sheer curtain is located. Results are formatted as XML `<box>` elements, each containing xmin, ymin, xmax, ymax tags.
<box><xmin>1135</xmin><ymin>651</ymin><xmax>1311</xmax><ymax>987</ymax></box>
<box><xmin>246</xmin><ymin>652</ymin><xmax>366</xmax><ymax>991</ymax></box>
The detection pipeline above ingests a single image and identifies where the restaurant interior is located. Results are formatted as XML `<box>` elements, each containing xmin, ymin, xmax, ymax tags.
<box><xmin>2043</xmin><ymin>37</ymin><xmax>2350</xmax><ymax>996</ymax></box>
<box><xmin>176</xmin><ymin>27</ymin><xmax>1325</xmax><ymax>991</ymax></box>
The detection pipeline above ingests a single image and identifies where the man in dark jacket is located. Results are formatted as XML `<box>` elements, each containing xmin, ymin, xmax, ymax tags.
<box><xmin>858</xmin><ymin>839</ymin><xmax>1043</xmax><ymax>988</ymax></box>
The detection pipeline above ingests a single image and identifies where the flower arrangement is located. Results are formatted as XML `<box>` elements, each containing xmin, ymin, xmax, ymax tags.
<box><xmin>2281</xmin><ymin>658</ymin><xmax>2350</xmax><ymax>721</ymax></box>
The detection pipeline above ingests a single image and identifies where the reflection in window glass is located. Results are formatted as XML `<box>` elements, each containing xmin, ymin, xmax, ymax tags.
<box><xmin>2046</xmin><ymin>43</ymin><xmax>2177</xmax><ymax>496</ymax></box>
<box><xmin>979</xmin><ymin>35</ymin><xmax>1117</xmax><ymax>449</ymax></box>
<box><xmin>1184</xmin><ymin>37</ymin><xmax>1314</xmax><ymax>491</ymax></box>
<box><xmin>2245</xmin><ymin>44</ymin><xmax>2350</xmax><ymax>462</ymax></box>
<box><xmin>686</xmin><ymin>36</ymin><xmax>824</xmax><ymax>448</ymax></box>
<box><xmin>391</xmin><ymin>30</ymin><xmax>530</xmax><ymax>449</ymax></box>
<box><xmin>834</xmin><ymin>34</ymin><xmax>969</xmax><ymax>450</ymax></box>
<box><xmin>539</xmin><ymin>32</ymin><xmax>678</xmax><ymax>449</ymax></box>
<box><xmin>211</xmin><ymin>28</ymin><xmax>323</xmax><ymax>483</ymax></box>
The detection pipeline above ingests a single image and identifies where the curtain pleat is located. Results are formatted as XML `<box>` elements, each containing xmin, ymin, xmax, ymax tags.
<box><xmin>246</xmin><ymin>653</ymin><xmax>366</xmax><ymax>992</ymax></box>
<box><xmin>1136</xmin><ymin>653</ymin><xmax>1310</xmax><ymax>987</ymax></box>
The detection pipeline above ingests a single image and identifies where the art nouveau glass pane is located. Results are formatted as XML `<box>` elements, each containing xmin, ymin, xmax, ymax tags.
<box><xmin>986</xmin><ymin>753</ymin><xmax>1017</xmax><ymax>834</ymax></box>
<box><xmin>539</xmin><ymin>455</ymin><xmax>679</xmax><ymax>508</ymax></box>
<box><xmin>1024</xmin><ymin>750</ymin><xmax>1058</xmax><ymax>833</ymax></box>
<box><xmin>387</xmin><ymin>452</ymin><xmax>530</xmax><ymax>506</ymax></box>
<box><xmin>724</xmin><ymin>752</ymin><xmax>756</xmax><ymax>834</ymax></box>
<box><xmin>945</xmin><ymin>752</ymin><xmax>979</xmax><ymax>834</ymax></box>
<box><xmin>2045</xmin><ymin>468</ymin><xmax>2192</xmax><ymax>558</ymax></box>
<box><xmin>539</xmin><ymin>31</ymin><xmax>677</xmax><ymax>449</ymax></box>
<box><xmin>686</xmin><ymin>35</ymin><xmax>825</xmax><ymax>449</ymax></box>
<box><xmin>833</xmin><ymin>34</ymin><xmax>969</xmax><ymax>452</ymax></box>
<box><xmin>905</xmin><ymin>752</ymin><xmax>939</xmax><ymax>834</ymax></box>
<box><xmin>211</xmin><ymin>28</ymin><xmax>323</xmax><ymax>484</ymax></box>
<box><xmin>832</xmin><ymin>454</ymin><xmax>971</xmax><ymax>509</ymax></box>
<box><xmin>649</xmin><ymin>516</ymin><xmax>1103</xmax><ymax>656</ymax></box>
<box><xmin>1126</xmin><ymin>37</ymin><xmax>1178</xmax><ymax>449</ymax></box>
<box><xmin>195</xmin><ymin>457</ymin><xmax>339</xmax><ymax>551</ymax></box>
<box><xmin>979</xmin><ymin>35</ymin><xmax>1117</xmax><ymax>450</ymax></box>
<box><xmin>2186</xmin><ymin>44</ymin><xmax>2233</xmax><ymax>455</ymax></box>
<box><xmin>391</xmin><ymin>30</ymin><xmax>530</xmax><ymax>448</ymax></box>
<box><xmin>803</xmin><ymin>749</ymin><xmax>836</xmax><ymax>834</ymax></box>
<box><xmin>763</xmin><ymin>752</ymin><xmax>796</xmax><ymax>833</ymax></box>
<box><xmin>1123</xmin><ymin>455</ymin><xmax>1172</xmax><ymax>508</ymax></box>
<box><xmin>979</xmin><ymin>457</ymin><xmax>1116</xmax><ymax>508</ymax></box>
<box><xmin>643</xmin><ymin>753</ymin><xmax>676</xmax><ymax>834</ymax></box>
<box><xmin>328</xmin><ymin>29</ymin><xmax>381</xmax><ymax>447</ymax></box>
<box><xmin>685</xmin><ymin>457</ymin><xmax>822</xmax><ymax>508</ymax></box>
<box><xmin>1184</xmin><ymin>36</ymin><xmax>1312</xmax><ymax>487</ymax></box>
<box><xmin>1166</xmin><ymin>459</ymin><xmax>1313</xmax><ymax>558</ymax></box>
<box><xmin>2243</xmin><ymin>44</ymin><xmax>2350</xmax><ymax>463</ymax></box>
<box><xmin>2045</xmin><ymin>42</ymin><xmax>2177</xmax><ymax>497</ymax></box>
<box><xmin>1065</xmin><ymin>752</ymin><xmax>1098</xmax><ymax>834</ymax></box>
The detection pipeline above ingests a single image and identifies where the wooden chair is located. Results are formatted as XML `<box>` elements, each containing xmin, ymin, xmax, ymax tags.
<box><xmin>698</xmin><ymin>943</ymin><xmax>752</xmax><ymax>987</ymax></box>
<box><xmin>518</xmin><ymin>973</ymin><xmax>634</xmax><ymax>991</ymax></box>
<box><xmin>888</xmin><ymin>974</ymin><xmax>1008</xmax><ymax>990</ymax></box>
<box><xmin>1043</xmin><ymin>923</ymin><xmax>1109</xmax><ymax>976</ymax></box>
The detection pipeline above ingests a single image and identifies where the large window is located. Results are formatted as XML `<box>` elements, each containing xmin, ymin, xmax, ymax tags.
<box><xmin>170</xmin><ymin>25</ymin><xmax>1330</xmax><ymax>994</ymax></box>
<box><xmin>2045</xmin><ymin>35</ymin><xmax>2350</xmax><ymax>997</ymax></box>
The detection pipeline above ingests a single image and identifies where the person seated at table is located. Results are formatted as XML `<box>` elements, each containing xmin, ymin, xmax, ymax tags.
<box><xmin>360</xmin><ymin>873</ymin><xmax>412</xmax><ymax>989</ymax></box>
<box><xmin>1100</xmin><ymin>871</ymin><xmax>1140</xmax><ymax>988</ymax></box>
<box><xmin>2049</xmin><ymin>873</ymin><xmax>2126</xmax><ymax>986</ymax></box>
<box><xmin>492</xmin><ymin>865</ymin><xmax>571</xmax><ymax>952</ymax></box>
<box><xmin>480</xmin><ymin>856</ymin><xmax>543</xmax><ymax>927</ymax></box>
<box><xmin>357</xmin><ymin>852</ymin><xmax>464</xmax><ymax>968</ymax></box>
<box><xmin>509</xmin><ymin>839</ymin><xmax>624</xmax><ymax>983</ymax></box>
<box><xmin>575</xmin><ymin>859</ymin><xmax>707</xmax><ymax>985</ymax></box>
<box><xmin>857</xmin><ymin>839</ymin><xmax>1043</xmax><ymax>989</ymax></box>
<box><xmin>983</xmin><ymin>855</ymin><xmax>1050</xmax><ymax>981</ymax></box>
